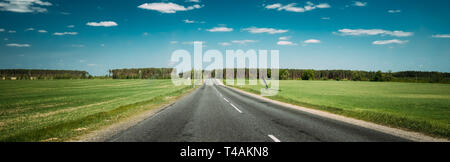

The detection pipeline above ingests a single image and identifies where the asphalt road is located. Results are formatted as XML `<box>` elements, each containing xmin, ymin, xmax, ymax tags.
<box><xmin>108</xmin><ymin>79</ymin><xmax>409</xmax><ymax>142</ymax></box>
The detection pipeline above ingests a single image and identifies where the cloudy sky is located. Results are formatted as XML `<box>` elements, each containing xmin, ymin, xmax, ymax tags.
<box><xmin>0</xmin><ymin>0</ymin><xmax>449</xmax><ymax>75</ymax></box>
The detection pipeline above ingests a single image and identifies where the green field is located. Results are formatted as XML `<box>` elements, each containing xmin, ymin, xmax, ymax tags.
<box><xmin>234</xmin><ymin>80</ymin><xmax>450</xmax><ymax>138</ymax></box>
<box><xmin>0</xmin><ymin>80</ymin><xmax>193</xmax><ymax>142</ymax></box>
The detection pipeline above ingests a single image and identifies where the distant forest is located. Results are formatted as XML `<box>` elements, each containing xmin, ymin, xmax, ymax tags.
<box><xmin>109</xmin><ymin>68</ymin><xmax>172</xmax><ymax>79</ymax></box>
<box><xmin>109</xmin><ymin>68</ymin><xmax>450</xmax><ymax>84</ymax></box>
<box><xmin>1</xmin><ymin>68</ymin><xmax>449</xmax><ymax>83</ymax></box>
<box><xmin>0</xmin><ymin>69</ymin><xmax>89</xmax><ymax>80</ymax></box>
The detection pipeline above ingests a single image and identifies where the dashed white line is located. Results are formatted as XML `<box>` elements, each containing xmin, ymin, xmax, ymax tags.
<box><xmin>229</xmin><ymin>103</ymin><xmax>243</xmax><ymax>113</ymax></box>
<box><xmin>215</xmin><ymin>86</ymin><xmax>242</xmax><ymax>114</ymax></box>
<box><xmin>268</xmin><ymin>134</ymin><xmax>281</xmax><ymax>142</ymax></box>
<box><xmin>213</xmin><ymin>86</ymin><xmax>223</xmax><ymax>97</ymax></box>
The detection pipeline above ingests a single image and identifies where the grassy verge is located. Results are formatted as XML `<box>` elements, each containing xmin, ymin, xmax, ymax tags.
<box><xmin>231</xmin><ymin>80</ymin><xmax>450</xmax><ymax>139</ymax></box>
<box><xmin>0</xmin><ymin>80</ymin><xmax>194</xmax><ymax>142</ymax></box>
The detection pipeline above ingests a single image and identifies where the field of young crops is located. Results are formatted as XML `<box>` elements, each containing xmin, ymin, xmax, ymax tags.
<box><xmin>0</xmin><ymin>80</ymin><xmax>192</xmax><ymax>142</ymax></box>
<box><xmin>234</xmin><ymin>80</ymin><xmax>450</xmax><ymax>138</ymax></box>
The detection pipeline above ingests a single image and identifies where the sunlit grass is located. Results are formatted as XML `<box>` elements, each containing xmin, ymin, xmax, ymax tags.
<box><xmin>233</xmin><ymin>80</ymin><xmax>450</xmax><ymax>138</ymax></box>
<box><xmin>0</xmin><ymin>80</ymin><xmax>193</xmax><ymax>142</ymax></box>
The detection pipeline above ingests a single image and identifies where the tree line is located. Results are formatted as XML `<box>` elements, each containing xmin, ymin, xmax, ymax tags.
<box><xmin>196</xmin><ymin>69</ymin><xmax>450</xmax><ymax>83</ymax></box>
<box><xmin>0</xmin><ymin>69</ymin><xmax>89</xmax><ymax>80</ymax></box>
<box><xmin>109</xmin><ymin>68</ymin><xmax>172</xmax><ymax>79</ymax></box>
<box><xmin>96</xmin><ymin>68</ymin><xmax>450</xmax><ymax>84</ymax></box>
<box><xmin>2</xmin><ymin>68</ymin><xmax>448</xmax><ymax>83</ymax></box>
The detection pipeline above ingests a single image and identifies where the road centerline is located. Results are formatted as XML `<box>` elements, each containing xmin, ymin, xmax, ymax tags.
<box><xmin>216</xmin><ymin>86</ymin><xmax>243</xmax><ymax>114</ymax></box>
<box><xmin>229</xmin><ymin>103</ymin><xmax>243</xmax><ymax>113</ymax></box>
<box><xmin>268</xmin><ymin>134</ymin><xmax>281</xmax><ymax>142</ymax></box>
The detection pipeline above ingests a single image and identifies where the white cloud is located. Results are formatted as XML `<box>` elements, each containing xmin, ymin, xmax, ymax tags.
<box><xmin>231</xmin><ymin>40</ymin><xmax>257</xmax><ymax>44</ymax></box>
<box><xmin>321</xmin><ymin>17</ymin><xmax>330</xmax><ymax>20</ymax></box>
<box><xmin>388</xmin><ymin>10</ymin><xmax>401</xmax><ymax>13</ymax></box>
<box><xmin>265</xmin><ymin>3</ymin><xmax>281</xmax><ymax>9</ymax></box>
<box><xmin>170</xmin><ymin>41</ymin><xmax>178</xmax><ymax>44</ymax></box>
<box><xmin>353</xmin><ymin>1</ymin><xmax>367</xmax><ymax>7</ymax></box>
<box><xmin>8</xmin><ymin>30</ymin><xmax>16</xmax><ymax>33</ymax></box>
<box><xmin>432</xmin><ymin>34</ymin><xmax>450</xmax><ymax>38</ymax></box>
<box><xmin>219</xmin><ymin>42</ymin><xmax>231</xmax><ymax>46</ymax></box>
<box><xmin>183</xmin><ymin>19</ymin><xmax>195</xmax><ymax>23</ymax></box>
<box><xmin>372</xmin><ymin>39</ymin><xmax>408</xmax><ymax>45</ymax></box>
<box><xmin>138</xmin><ymin>2</ymin><xmax>202</xmax><ymax>13</ymax></box>
<box><xmin>316</xmin><ymin>3</ymin><xmax>331</xmax><ymax>8</ymax></box>
<box><xmin>186</xmin><ymin>0</ymin><xmax>200</xmax><ymax>2</ymax></box>
<box><xmin>53</xmin><ymin>32</ymin><xmax>77</xmax><ymax>36</ymax></box>
<box><xmin>265</xmin><ymin>2</ymin><xmax>330</xmax><ymax>13</ymax></box>
<box><xmin>277</xmin><ymin>41</ymin><xmax>296</xmax><ymax>46</ymax></box>
<box><xmin>0</xmin><ymin>29</ymin><xmax>4</xmax><ymax>32</ymax></box>
<box><xmin>278</xmin><ymin>4</ymin><xmax>305</xmax><ymax>12</ymax></box>
<box><xmin>25</xmin><ymin>28</ymin><xmax>48</xmax><ymax>33</ymax></box>
<box><xmin>336</xmin><ymin>29</ymin><xmax>413</xmax><ymax>37</ymax></box>
<box><xmin>183</xmin><ymin>19</ymin><xmax>205</xmax><ymax>24</ymax></box>
<box><xmin>6</xmin><ymin>43</ymin><xmax>30</xmax><ymax>47</ymax></box>
<box><xmin>0</xmin><ymin>0</ymin><xmax>52</xmax><ymax>13</ymax></box>
<box><xmin>67</xmin><ymin>25</ymin><xmax>75</xmax><ymax>28</ymax></box>
<box><xmin>279</xmin><ymin>36</ymin><xmax>290</xmax><ymax>40</ymax></box>
<box><xmin>243</xmin><ymin>27</ymin><xmax>288</xmax><ymax>34</ymax></box>
<box><xmin>207</xmin><ymin>27</ymin><xmax>233</xmax><ymax>32</ymax></box>
<box><xmin>86</xmin><ymin>21</ymin><xmax>118</xmax><ymax>27</ymax></box>
<box><xmin>304</xmin><ymin>39</ymin><xmax>321</xmax><ymax>44</ymax></box>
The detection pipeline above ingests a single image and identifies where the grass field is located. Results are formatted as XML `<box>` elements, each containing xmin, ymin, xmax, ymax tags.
<box><xmin>0</xmin><ymin>80</ymin><xmax>193</xmax><ymax>142</ymax></box>
<box><xmin>233</xmin><ymin>80</ymin><xmax>450</xmax><ymax>138</ymax></box>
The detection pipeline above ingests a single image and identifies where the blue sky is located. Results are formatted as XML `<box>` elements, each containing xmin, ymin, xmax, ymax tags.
<box><xmin>0</xmin><ymin>0</ymin><xmax>449</xmax><ymax>75</ymax></box>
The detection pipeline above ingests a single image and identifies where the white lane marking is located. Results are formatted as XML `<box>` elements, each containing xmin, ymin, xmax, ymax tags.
<box><xmin>213</xmin><ymin>86</ymin><xmax>223</xmax><ymax>97</ymax></box>
<box><xmin>268</xmin><ymin>135</ymin><xmax>281</xmax><ymax>142</ymax></box>
<box><xmin>216</xmin><ymin>86</ymin><xmax>242</xmax><ymax>114</ymax></box>
<box><xmin>229</xmin><ymin>103</ymin><xmax>243</xmax><ymax>113</ymax></box>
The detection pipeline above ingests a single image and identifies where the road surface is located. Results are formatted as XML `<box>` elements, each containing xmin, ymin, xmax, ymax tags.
<box><xmin>108</xmin><ymin>79</ymin><xmax>409</xmax><ymax>142</ymax></box>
